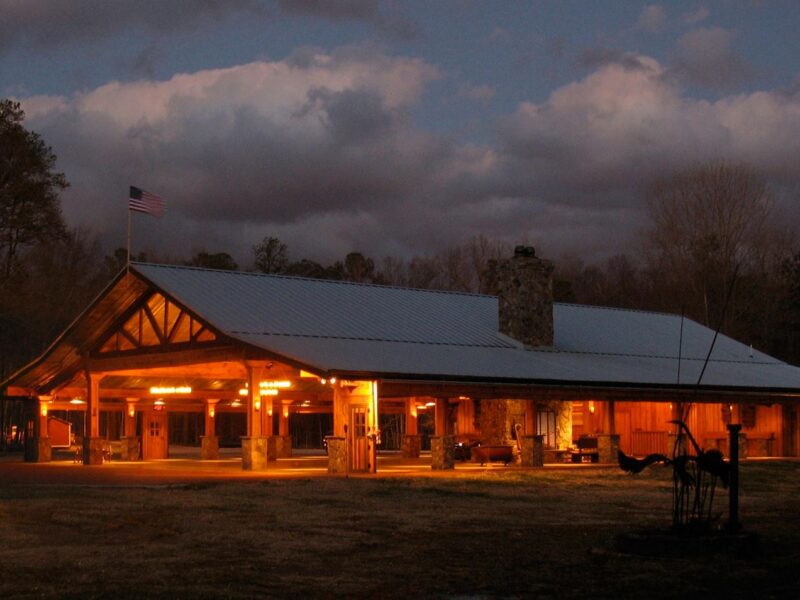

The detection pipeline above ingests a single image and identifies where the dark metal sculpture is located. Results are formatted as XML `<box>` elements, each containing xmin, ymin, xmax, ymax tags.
<box><xmin>619</xmin><ymin>419</ymin><xmax>730</xmax><ymax>531</ymax></box>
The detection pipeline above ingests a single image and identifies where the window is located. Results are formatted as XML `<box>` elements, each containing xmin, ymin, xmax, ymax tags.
<box><xmin>537</xmin><ymin>410</ymin><xmax>557</xmax><ymax>448</ymax></box>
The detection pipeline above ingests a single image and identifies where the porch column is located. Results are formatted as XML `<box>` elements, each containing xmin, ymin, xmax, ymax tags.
<box><xmin>263</xmin><ymin>394</ymin><xmax>278</xmax><ymax>462</ymax></box>
<box><xmin>327</xmin><ymin>385</ymin><xmax>348</xmax><ymax>473</ymax></box>
<box><xmin>277</xmin><ymin>401</ymin><xmax>292</xmax><ymax>458</ymax></box>
<box><xmin>431</xmin><ymin>398</ymin><xmax>454</xmax><ymax>470</ymax></box>
<box><xmin>83</xmin><ymin>370</ymin><xmax>104</xmax><ymax>465</ymax></box>
<box><xmin>402</xmin><ymin>397</ymin><xmax>420</xmax><ymax>458</ymax></box>
<box><xmin>434</xmin><ymin>398</ymin><xmax>448</xmax><ymax>436</ymax></box>
<box><xmin>201</xmin><ymin>399</ymin><xmax>220</xmax><ymax>460</ymax></box>
<box><xmin>242</xmin><ymin>362</ymin><xmax>267</xmax><ymax>470</ymax></box>
<box><xmin>596</xmin><ymin>400</ymin><xmax>619</xmax><ymax>464</ymax></box>
<box><xmin>525</xmin><ymin>399</ymin><xmax>537</xmax><ymax>435</ymax></box>
<box><xmin>25</xmin><ymin>396</ymin><xmax>51</xmax><ymax>463</ymax></box>
<box><xmin>119</xmin><ymin>398</ymin><xmax>140</xmax><ymax>461</ymax></box>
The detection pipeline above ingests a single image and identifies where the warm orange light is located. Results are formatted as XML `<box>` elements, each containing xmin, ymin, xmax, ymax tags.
<box><xmin>239</xmin><ymin>387</ymin><xmax>278</xmax><ymax>396</ymax></box>
<box><xmin>267</xmin><ymin>406</ymin><xmax>273</xmax><ymax>417</ymax></box>
<box><xmin>320</xmin><ymin>378</ymin><xmax>327</xmax><ymax>385</ymax></box>
<box><xmin>300</xmin><ymin>370</ymin><xmax>317</xmax><ymax>378</ymax></box>
<box><xmin>154</xmin><ymin>399</ymin><xmax>165</xmax><ymax>406</ymax></box>
<box><xmin>260</xmin><ymin>380</ymin><xmax>291</xmax><ymax>389</ymax></box>
<box><xmin>255</xmin><ymin>399</ymin><xmax>261</xmax><ymax>411</ymax></box>
<box><xmin>425</xmin><ymin>401</ymin><xmax>436</xmax><ymax>407</ymax></box>
<box><xmin>410</xmin><ymin>405</ymin><xmax>418</xmax><ymax>418</ymax></box>
<box><xmin>588</xmin><ymin>401</ymin><xmax>595</xmax><ymax>415</ymax></box>
<box><xmin>150</xmin><ymin>386</ymin><xmax>191</xmax><ymax>395</ymax></box>
<box><xmin>128</xmin><ymin>407</ymin><xmax>135</xmax><ymax>418</ymax></box>
<box><xmin>329</xmin><ymin>377</ymin><xmax>337</xmax><ymax>385</ymax></box>
<box><xmin>209</xmin><ymin>407</ymin><xmax>216</xmax><ymax>418</ymax></box>
<box><xmin>70</xmin><ymin>398</ymin><xmax>85</xmax><ymax>405</ymax></box>
<box><xmin>283</xmin><ymin>407</ymin><xmax>289</xmax><ymax>419</ymax></box>
<box><xmin>231</xmin><ymin>399</ymin><xmax>242</xmax><ymax>408</ymax></box>
<box><xmin>40</xmin><ymin>404</ymin><xmax>48</xmax><ymax>417</ymax></box>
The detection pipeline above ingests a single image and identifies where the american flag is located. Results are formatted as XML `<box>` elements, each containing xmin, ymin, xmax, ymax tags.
<box><xmin>129</xmin><ymin>186</ymin><xmax>165</xmax><ymax>217</ymax></box>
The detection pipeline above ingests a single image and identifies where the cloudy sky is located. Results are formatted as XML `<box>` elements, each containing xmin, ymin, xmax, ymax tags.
<box><xmin>4</xmin><ymin>1</ymin><xmax>800</xmax><ymax>266</ymax></box>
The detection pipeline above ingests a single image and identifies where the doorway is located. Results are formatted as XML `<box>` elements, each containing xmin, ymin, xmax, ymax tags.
<box><xmin>142</xmin><ymin>411</ymin><xmax>168</xmax><ymax>459</ymax></box>
<box><xmin>349</xmin><ymin>406</ymin><xmax>368</xmax><ymax>471</ymax></box>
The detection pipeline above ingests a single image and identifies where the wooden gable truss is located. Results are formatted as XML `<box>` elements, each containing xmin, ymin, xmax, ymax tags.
<box><xmin>96</xmin><ymin>291</ymin><xmax>218</xmax><ymax>355</ymax></box>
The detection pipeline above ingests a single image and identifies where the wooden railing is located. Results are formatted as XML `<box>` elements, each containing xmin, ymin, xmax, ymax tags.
<box><xmin>630</xmin><ymin>430</ymin><xmax>669</xmax><ymax>456</ymax></box>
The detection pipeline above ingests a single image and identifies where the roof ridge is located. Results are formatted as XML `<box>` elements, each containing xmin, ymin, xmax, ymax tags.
<box><xmin>131</xmin><ymin>261</ymin><xmax>496</xmax><ymax>300</ymax></box>
<box><xmin>554</xmin><ymin>301</ymin><xmax>686</xmax><ymax>319</ymax></box>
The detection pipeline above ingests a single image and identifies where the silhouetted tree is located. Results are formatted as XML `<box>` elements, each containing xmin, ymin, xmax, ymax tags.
<box><xmin>191</xmin><ymin>251</ymin><xmax>238</xmax><ymax>270</ymax></box>
<box><xmin>253</xmin><ymin>236</ymin><xmax>289</xmax><ymax>274</ymax></box>
<box><xmin>0</xmin><ymin>99</ymin><xmax>68</xmax><ymax>281</ymax></box>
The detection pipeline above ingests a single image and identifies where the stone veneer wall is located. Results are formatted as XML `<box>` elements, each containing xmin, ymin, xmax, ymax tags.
<box><xmin>478</xmin><ymin>399</ymin><xmax>527</xmax><ymax>449</ymax></box>
<box><xmin>555</xmin><ymin>401</ymin><xmax>573</xmax><ymax>449</ymax></box>
<box><xmin>489</xmin><ymin>246</ymin><xmax>555</xmax><ymax>347</ymax></box>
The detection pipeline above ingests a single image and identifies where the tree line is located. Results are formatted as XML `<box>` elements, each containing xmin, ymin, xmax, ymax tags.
<box><xmin>3</xmin><ymin>97</ymin><xmax>800</xmax><ymax>384</ymax></box>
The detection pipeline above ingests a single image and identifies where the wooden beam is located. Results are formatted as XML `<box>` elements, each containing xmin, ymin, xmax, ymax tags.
<box><xmin>87</xmin><ymin>344</ymin><xmax>245</xmax><ymax>372</ymax></box>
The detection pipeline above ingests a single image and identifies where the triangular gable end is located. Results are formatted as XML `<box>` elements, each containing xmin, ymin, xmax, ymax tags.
<box><xmin>96</xmin><ymin>291</ymin><xmax>217</xmax><ymax>355</ymax></box>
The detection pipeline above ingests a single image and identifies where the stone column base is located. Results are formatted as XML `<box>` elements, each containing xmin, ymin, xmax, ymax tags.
<box><xmin>519</xmin><ymin>435</ymin><xmax>544</xmax><ymax>467</ymax></box>
<box><xmin>326</xmin><ymin>437</ymin><xmax>346</xmax><ymax>474</ymax></box>
<box><xmin>266</xmin><ymin>435</ymin><xmax>279</xmax><ymax>461</ymax></box>
<box><xmin>83</xmin><ymin>437</ymin><xmax>105</xmax><ymax>465</ymax></box>
<box><xmin>275</xmin><ymin>435</ymin><xmax>292</xmax><ymax>458</ymax></box>
<box><xmin>431</xmin><ymin>435</ymin><xmax>455</xmax><ymax>470</ymax></box>
<box><xmin>241</xmin><ymin>436</ymin><xmax>268</xmax><ymax>470</ymax></box>
<box><xmin>401</xmin><ymin>434</ymin><xmax>421</xmax><ymax>458</ymax></box>
<box><xmin>119</xmin><ymin>436</ymin><xmax>140</xmax><ymax>461</ymax></box>
<box><xmin>24</xmin><ymin>437</ymin><xmax>52</xmax><ymax>463</ymax></box>
<box><xmin>200</xmin><ymin>435</ymin><xmax>219</xmax><ymax>460</ymax></box>
<box><xmin>596</xmin><ymin>434</ymin><xmax>620</xmax><ymax>464</ymax></box>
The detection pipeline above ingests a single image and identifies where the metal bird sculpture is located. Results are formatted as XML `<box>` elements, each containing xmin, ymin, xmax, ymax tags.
<box><xmin>619</xmin><ymin>419</ymin><xmax>730</xmax><ymax>530</ymax></box>
<box><xmin>618</xmin><ymin>450</ymin><xmax>671</xmax><ymax>474</ymax></box>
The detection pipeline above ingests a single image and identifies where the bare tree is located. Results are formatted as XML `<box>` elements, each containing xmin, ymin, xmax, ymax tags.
<box><xmin>644</xmin><ymin>160</ymin><xmax>787</xmax><ymax>330</ymax></box>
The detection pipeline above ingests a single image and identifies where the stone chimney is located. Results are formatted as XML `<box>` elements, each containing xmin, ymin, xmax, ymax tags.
<box><xmin>493</xmin><ymin>246</ymin><xmax>554</xmax><ymax>347</ymax></box>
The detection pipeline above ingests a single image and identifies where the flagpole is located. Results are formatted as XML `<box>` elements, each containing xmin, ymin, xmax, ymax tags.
<box><xmin>126</xmin><ymin>206</ymin><xmax>132</xmax><ymax>273</ymax></box>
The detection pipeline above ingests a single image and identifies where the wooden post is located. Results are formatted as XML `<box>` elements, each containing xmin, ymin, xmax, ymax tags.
<box><xmin>602</xmin><ymin>400</ymin><xmax>616</xmax><ymax>434</ymax></box>
<box><xmin>86</xmin><ymin>370</ymin><xmax>100</xmax><ymax>439</ymax></box>
<box><xmin>83</xmin><ymin>370</ymin><xmax>104</xmax><ymax>465</ymax></box>
<box><xmin>525</xmin><ymin>399</ymin><xmax>537</xmax><ymax>435</ymax></box>
<box><xmin>204</xmin><ymin>400</ymin><xmax>218</xmax><ymax>438</ymax></box>
<box><xmin>125</xmin><ymin>399</ymin><xmax>137</xmax><ymax>436</ymax></box>
<box><xmin>246</xmin><ymin>363</ymin><xmax>263</xmax><ymax>438</ymax></box>
<box><xmin>406</xmin><ymin>398</ymin><xmax>419</xmax><ymax>435</ymax></box>
<box><xmin>435</xmin><ymin>398</ymin><xmax>448</xmax><ymax>436</ymax></box>
<box><xmin>279</xmin><ymin>401</ymin><xmax>290</xmax><ymax>437</ymax></box>
<box><xmin>728</xmin><ymin>423</ymin><xmax>741</xmax><ymax>532</ymax></box>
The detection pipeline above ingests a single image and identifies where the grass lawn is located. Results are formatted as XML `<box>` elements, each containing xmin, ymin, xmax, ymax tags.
<box><xmin>1</xmin><ymin>461</ymin><xmax>799</xmax><ymax>598</ymax></box>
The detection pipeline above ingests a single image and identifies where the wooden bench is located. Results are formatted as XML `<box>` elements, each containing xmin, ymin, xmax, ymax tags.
<box><xmin>472</xmin><ymin>445</ymin><xmax>514</xmax><ymax>466</ymax></box>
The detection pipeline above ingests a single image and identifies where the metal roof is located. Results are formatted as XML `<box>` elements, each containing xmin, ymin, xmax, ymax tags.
<box><xmin>130</xmin><ymin>262</ymin><xmax>800</xmax><ymax>392</ymax></box>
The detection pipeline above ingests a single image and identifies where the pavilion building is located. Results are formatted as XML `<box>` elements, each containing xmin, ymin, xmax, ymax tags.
<box><xmin>3</xmin><ymin>248</ymin><xmax>799</xmax><ymax>471</ymax></box>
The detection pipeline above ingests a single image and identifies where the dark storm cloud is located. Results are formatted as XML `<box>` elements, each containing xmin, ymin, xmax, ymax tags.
<box><xmin>0</xmin><ymin>0</ymin><xmax>265</xmax><ymax>54</ymax></box>
<box><xmin>276</xmin><ymin>0</ymin><xmax>421</xmax><ymax>40</ymax></box>
<box><xmin>19</xmin><ymin>49</ymin><xmax>800</xmax><ymax>265</ymax></box>
<box><xmin>577</xmin><ymin>48</ymin><xmax>653</xmax><ymax>72</ymax></box>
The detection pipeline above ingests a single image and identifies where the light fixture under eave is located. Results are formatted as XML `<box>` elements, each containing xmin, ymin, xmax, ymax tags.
<box><xmin>154</xmin><ymin>399</ymin><xmax>165</xmax><ymax>406</ymax></box>
<box><xmin>69</xmin><ymin>398</ymin><xmax>86</xmax><ymax>405</ymax></box>
<box><xmin>149</xmin><ymin>386</ymin><xmax>192</xmax><ymax>395</ymax></box>
<box><xmin>239</xmin><ymin>388</ymin><xmax>279</xmax><ymax>396</ymax></box>
<box><xmin>231</xmin><ymin>399</ymin><xmax>242</xmax><ymax>408</ymax></box>
<box><xmin>260</xmin><ymin>380</ymin><xmax>291</xmax><ymax>389</ymax></box>
<box><xmin>425</xmin><ymin>401</ymin><xmax>436</xmax><ymax>407</ymax></box>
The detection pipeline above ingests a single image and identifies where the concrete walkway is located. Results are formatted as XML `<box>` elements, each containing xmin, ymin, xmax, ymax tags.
<box><xmin>0</xmin><ymin>448</ymin><xmax>614</xmax><ymax>486</ymax></box>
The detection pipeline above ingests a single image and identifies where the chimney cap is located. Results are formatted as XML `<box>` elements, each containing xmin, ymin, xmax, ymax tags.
<box><xmin>514</xmin><ymin>245</ymin><xmax>536</xmax><ymax>258</ymax></box>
